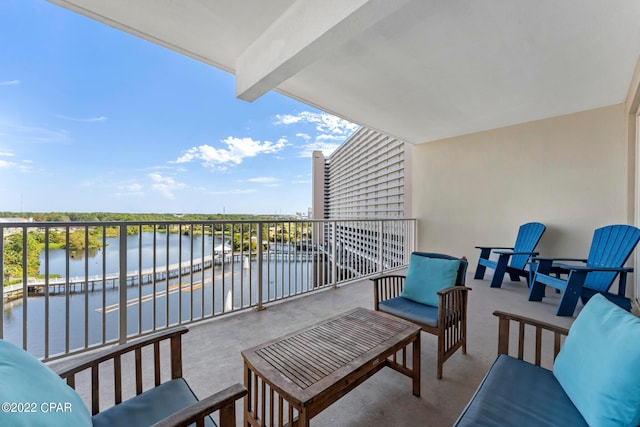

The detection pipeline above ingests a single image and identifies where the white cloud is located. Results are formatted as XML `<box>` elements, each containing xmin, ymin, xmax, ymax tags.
<box><xmin>0</xmin><ymin>151</ymin><xmax>31</xmax><ymax>172</ymax></box>
<box><xmin>275</xmin><ymin>111</ymin><xmax>359</xmax><ymax>158</ymax></box>
<box><xmin>56</xmin><ymin>115</ymin><xmax>108</xmax><ymax>123</ymax></box>
<box><xmin>0</xmin><ymin>158</ymin><xmax>32</xmax><ymax>172</ymax></box>
<box><xmin>274</xmin><ymin>113</ymin><xmax>307</xmax><ymax>125</ymax></box>
<box><xmin>316</xmin><ymin>133</ymin><xmax>347</xmax><ymax>141</ymax></box>
<box><xmin>275</xmin><ymin>112</ymin><xmax>358</xmax><ymax>136</ymax></box>
<box><xmin>115</xmin><ymin>182</ymin><xmax>145</xmax><ymax>197</ymax></box>
<box><xmin>209</xmin><ymin>188</ymin><xmax>258</xmax><ymax>196</ymax></box>
<box><xmin>148</xmin><ymin>173</ymin><xmax>186</xmax><ymax>199</ymax></box>
<box><xmin>246</xmin><ymin>177</ymin><xmax>278</xmax><ymax>184</ymax></box>
<box><xmin>175</xmin><ymin>137</ymin><xmax>287</xmax><ymax>169</ymax></box>
<box><xmin>297</xmin><ymin>141</ymin><xmax>341</xmax><ymax>158</ymax></box>
<box><xmin>317</xmin><ymin>114</ymin><xmax>359</xmax><ymax>136</ymax></box>
<box><xmin>0</xmin><ymin>80</ymin><xmax>20</xmax><ymax>86</ymax></box>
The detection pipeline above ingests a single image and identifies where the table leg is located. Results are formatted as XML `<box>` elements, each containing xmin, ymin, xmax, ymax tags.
<box><xmin>244</xmin><ymin>362</ymin><xmax>252</xmax><ymax>427</ymax></box>
<box><xmin>412</xmin><ymin>334</ymin><xmax>421</xmax><ymax>397</ymax></box>
<box><xmin>298</xmin><ymin>409</ymin><xmax>310</xmax><ymax>427</ymax></box>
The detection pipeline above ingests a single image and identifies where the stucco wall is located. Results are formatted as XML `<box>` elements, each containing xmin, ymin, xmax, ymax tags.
<box><xmin>412</xmin><ymin>103</ymin><xmax>628</xmax><ymax>273</ymax></box>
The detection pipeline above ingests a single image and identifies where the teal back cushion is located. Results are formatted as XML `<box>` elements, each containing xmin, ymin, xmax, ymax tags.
<box><xmin>400</xmin><ymin>254</ymin><xmax>460</xmax><ymax>307</ymax></box>
<box><xmin>0</xmin><ymin>340</ymin><xmax>92</xmax><ymax>426</ymax></box>
<box><xmin>553</xmin><ymin>294</ymin><xmax>640</xmax><ymax>426</ymax></box>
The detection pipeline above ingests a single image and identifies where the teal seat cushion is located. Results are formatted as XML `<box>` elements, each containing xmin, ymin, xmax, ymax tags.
<box><xmin>553</xmin><ymin>293</ymin><xmax>640</xmax><ymax>426</ymax></box>
<box><xmin>92</xmin><ymin>378</ymin><xmax>217</xmax><ymax>427</ymax></box>
<box><xmin>401</xmin><ymin>254</ymin><xmax>460</xmax><ymax>307</ymax></box>
<box><xmin>378</xmin><ymin>296</ymin><xmax>439</xmax><ymax>327</ymax></box>
<box><xmin>454</xmin><ymin>355</ymin><xmax>588</xmax><ymax>426</ymax></box>
<box><xmin>0</xmin><ymin>340</ymin><xmax>92</xmax><ymax>427</ymax></box>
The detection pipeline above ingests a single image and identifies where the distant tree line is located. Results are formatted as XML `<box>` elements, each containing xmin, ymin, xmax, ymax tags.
<box><xmin>0</xmin><ymin>212</ymin><xmax>282</xmax><ymax>222</ymax></box>
<box><xmin>1</xmin><ymin>212</ymin><xmax>305</xmax><ymax>285</ymax></box>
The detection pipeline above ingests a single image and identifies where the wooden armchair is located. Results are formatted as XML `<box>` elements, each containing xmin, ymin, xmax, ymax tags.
<box><xmin>54</xmin><ymin>327</ymin><xmax>246</xmax><ymax>427</ymax></box>
<box><xmin>372</xmin><ymin>252</ymin><xmax>469</xmax><ymax>379</ymax></box>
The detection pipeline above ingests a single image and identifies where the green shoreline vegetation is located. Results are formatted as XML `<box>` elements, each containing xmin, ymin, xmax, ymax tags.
<box><xmin>1</xmin><ymin>212</ymin><xmax>306</xmax><ymax>286</ymax></box>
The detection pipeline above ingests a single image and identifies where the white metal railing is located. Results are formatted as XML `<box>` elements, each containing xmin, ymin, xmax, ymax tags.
<box><xmin>0</xmin><ymin>218</ymin><xmax>416</xmax><ymax>360</ymax></box>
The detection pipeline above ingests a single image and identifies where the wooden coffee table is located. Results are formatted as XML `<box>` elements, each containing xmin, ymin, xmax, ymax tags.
<box><xmin>242</xmin><ymin>307</ymin><xmax>421</xmax><ymax>427</ymax></box>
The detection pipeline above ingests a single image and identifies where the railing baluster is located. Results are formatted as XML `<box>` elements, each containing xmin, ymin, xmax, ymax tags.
<box><xmin>101</xmin><ymin>225</ymin><xmax>107</xmax><ymax>345</ymax></box>
<box><xmin>84</xmin><ymin>227</ymin><xmax>90</xmax><ymax>348</ymax></box>
<box><xmin>64</xmin><ymin>226</ymin><xmax>70</xmax><ymax>353</ymax></box>
<box><xmin>44</xmin><ymin>227</ymin><xmax>50</xmax><ymax>358</ymax></box>
<box><xmin>138</xmin><ymin>225</ymin><xmax>143</xmax><ymax>335</ymax></box>
<box><xmin>118</xmin><ymin>225</ymin><xmax>128</xmax><ymax>344</ymax></box>
<box><xmin>178</xmin><ymin>223</ymin><xmax>183</xmax><ymax>325</ymax></box>
<box><xmin>256</xmin><ymin>225</ymin><xmax>264</xmax><ymax>310</ymax></box>
<box><xmin>152</xmin><ymin>225</ymin><xmax>158</xmax><ymax>331</ymax></box>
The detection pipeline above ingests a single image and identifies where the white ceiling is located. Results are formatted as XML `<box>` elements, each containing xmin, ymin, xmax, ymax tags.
<box><xmin>49</xmin><ymin>0</ymin><xmax>640</xmax><ymax>144</ymax></box>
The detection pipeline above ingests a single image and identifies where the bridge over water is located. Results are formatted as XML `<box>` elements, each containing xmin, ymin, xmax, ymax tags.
<box><xmin>3</xmin><ymin>250</ymin><xmax>319</xmax><ymax>300</ymax></box>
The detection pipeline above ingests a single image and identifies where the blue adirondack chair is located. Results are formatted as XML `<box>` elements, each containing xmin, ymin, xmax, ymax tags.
<box><xmin>528</xmin><ymin>224</ymin><xmax>640</xmax><ymax>316</ymax></box>
<box><xmin>474</xmin><ymin>222</ymin><xmax>546</xmax><ymax>288</ymax></box>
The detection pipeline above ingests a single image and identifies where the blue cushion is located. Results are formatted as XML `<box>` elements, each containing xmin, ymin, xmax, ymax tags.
<box><xmin>553</xmin><ymin>293</ymin><xmax>640</xmax><ymax>426</ymax></box>
<box><xmin>401</xmin><ymin>254</ymin><xmax>460</xmax><ymax>307</ymax></box>
<box><xmin>378</xmin><ymin>296</ymin><xmax>439</xmax><ymax>327</ymax></box>
<box><xmin>0</xmin><ymin>340</ymin><xmax>92</xmax><ymax>427</ymax></box>
<box><xmin>454</xmin><ymin>354</ymin><xmax>587</xmax><ymax>427</ymax></box>
<box><xmin>454</xmin><ymin>355</ymin><xmax>587</xmax><ymax>426</ymax></box>
<box><xmin>92</xmin><ymin>378</ymin><xmax>217</xmax><ymax>427</ymax></box>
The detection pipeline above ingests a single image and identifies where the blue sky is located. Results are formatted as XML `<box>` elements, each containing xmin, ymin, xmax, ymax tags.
<box><xmin>0</xmin><ymin>1</ymin><xmax>358</xmax><ymax>215</ymax></box>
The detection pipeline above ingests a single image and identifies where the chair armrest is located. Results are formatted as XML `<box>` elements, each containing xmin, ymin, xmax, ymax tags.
<box><xmin>493</xmin><ymin>311</ymin><xmax>568</xmax><ymax>369</ymax></box>
<box><xmin>371</xmin><ymin>275</ymin><xmax>406</xmax><ymax>308</ymax></box>
<box><xmin>553</xmin><ymin>263</ymin><xmax>633</xmax><ymax>273</ymax></box>
<box><xmin>529</xmin><ymin>257</ymin><xmax>587</xmax><ymax>276</ymax></box>
<box><xmin>151</xmin><ymin>383</ymin><xmax>247</xmax><ymax>427</ymax></box>
<box><xmin>437</xmin><ymin>285</ymin><xmax>471</xmax><ymax>297</ymax></box>
<box><xmin>475</xmin><ymin>246</ymin><xmax>513</xmax><ymax>250</ymax></box>
<box><xmin>530</xmin><ymin>257</ymin><xmax>587</xmax><ymax>263</ymax></box>
<box><xmin>493</xmin><ymin>250</ymin><xmax>539</xmax><ymax>256</ymax></box>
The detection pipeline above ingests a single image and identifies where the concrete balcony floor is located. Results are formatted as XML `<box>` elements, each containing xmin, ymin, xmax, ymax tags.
<box><xmin>60</xmin><ymin>271</ymin><xmax>579</xmax><ymax>426</ymax></box>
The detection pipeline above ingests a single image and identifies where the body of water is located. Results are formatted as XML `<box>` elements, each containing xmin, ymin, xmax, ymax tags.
<box><xmin>39</xmin><ymin>232</ymin><xmax>224</xmax><ymax>278</ymax></box>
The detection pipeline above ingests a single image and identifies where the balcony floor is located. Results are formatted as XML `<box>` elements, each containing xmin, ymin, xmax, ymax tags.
<box><xmin>58</xmin><ymin>271</ymin><xmax>579</xmax><ymax>426</ymax></box>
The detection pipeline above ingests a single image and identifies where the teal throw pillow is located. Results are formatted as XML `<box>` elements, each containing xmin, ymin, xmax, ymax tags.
<box><xmin>553</xmin><ymin>294</ymin><xmax>640</xmax><ymax>427</ymax></box>
<box><xmin>400</xmin><ymin>254</ymin><xmax>460</xmax><ymax>307</ymax></box>
<box><xmin>0</xmin><ymin>340</ymin><xmax>92</xmax><ymax>426</ymax></box>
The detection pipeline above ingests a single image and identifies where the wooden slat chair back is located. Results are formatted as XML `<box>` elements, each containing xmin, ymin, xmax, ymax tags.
<box><xmin>583</xmin><ymin>224</ymin><xmax>640</xmax><ymax>292</ymax></box>
<box><xmin>475</xmin><ymin>222</ymin><xmax>546</xmax><ymax>288</ymax></box>
<box><xmin>55</xmin><ymin>327</ymin><xmax>246</xmax><ymax>427</ymax></box>
<box><xmin>372</xmin><ymin>252</ymin><xmax>470</xmax><ymax>379</ymax></box>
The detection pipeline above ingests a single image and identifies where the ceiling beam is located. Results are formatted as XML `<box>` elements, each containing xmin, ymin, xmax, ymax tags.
<box><xmin>235</xmin><ymin>0</ymin><xmax>411</xmax><ymax>102</ymax></box>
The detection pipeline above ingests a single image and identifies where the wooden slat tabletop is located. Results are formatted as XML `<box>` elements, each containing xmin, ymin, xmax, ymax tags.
<box><xmin>242</xmin><ymin>307</ymin><xmax>420</xmax><ymax>404</ymax></box>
